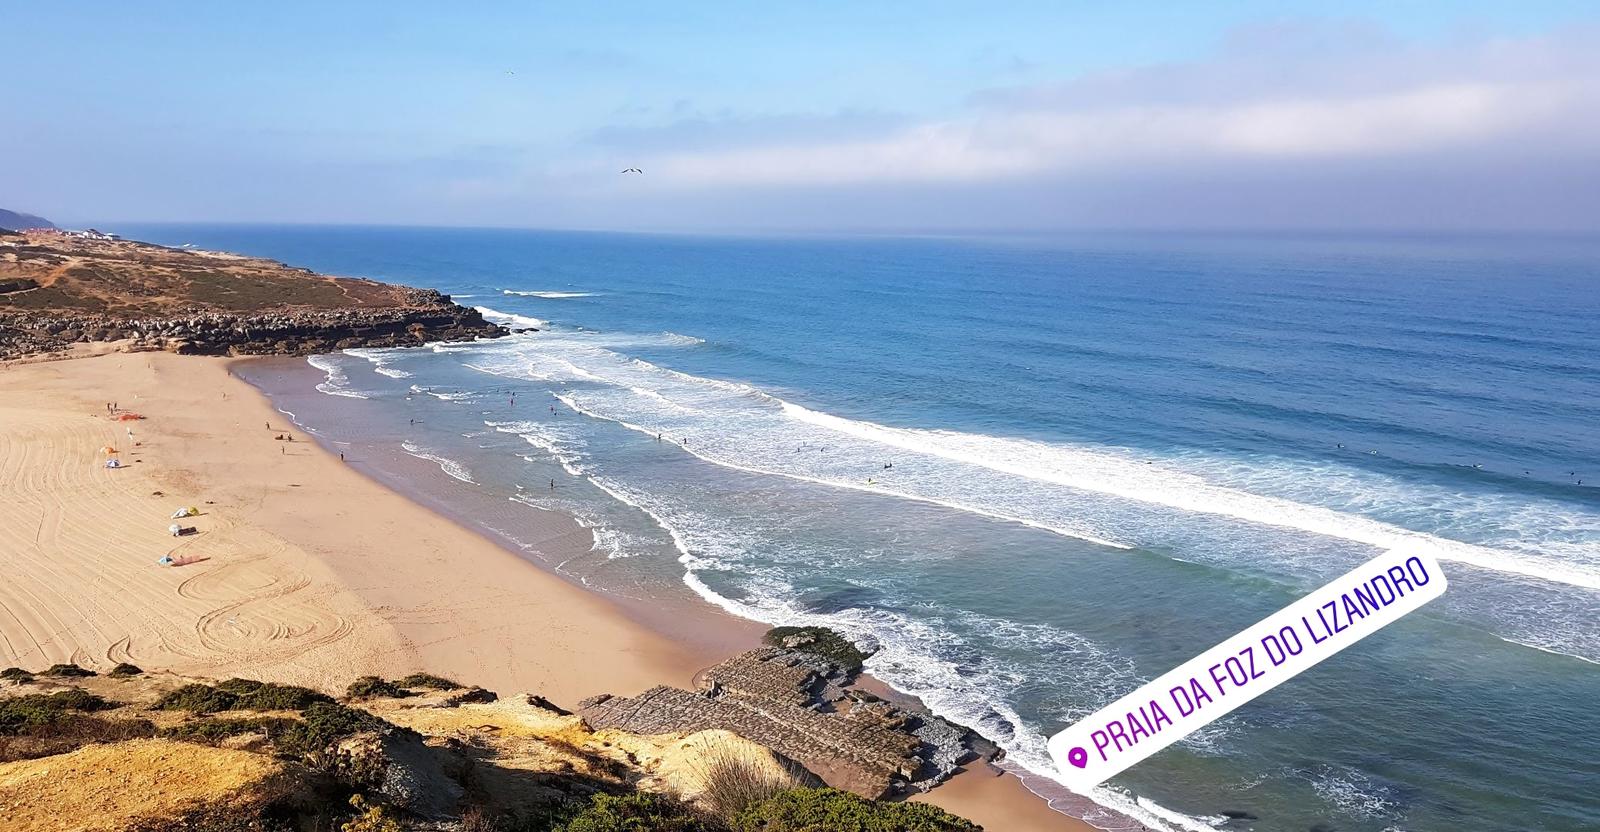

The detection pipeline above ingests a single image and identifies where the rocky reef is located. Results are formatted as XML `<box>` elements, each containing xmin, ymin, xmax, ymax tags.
<box><xmin>0</xmin><ymin>290</ymin><xmax>504</xmax><ymax>358</ymax></box>
<box><xmin>581</xmin><ymin>644</ymin><xmax>998</xmax><ymax>799</ymax></box>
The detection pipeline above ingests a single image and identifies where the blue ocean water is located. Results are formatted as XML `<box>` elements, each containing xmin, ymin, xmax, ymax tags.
<box><xmin>127</xmin><ymin>225</ymin><xmax>1600</xmax><ymax>831</ymax></box>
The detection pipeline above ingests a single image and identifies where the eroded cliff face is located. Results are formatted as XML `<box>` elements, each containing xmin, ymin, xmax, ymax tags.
<box><xmin>0</xmin><ymin>232</ymin><xmax>508</xmax><ymax>359</ymax></box>
<box><xmin>0</xmin><ymin>293</ymin><xmax>505</xmax><ymax>358</ymax></box>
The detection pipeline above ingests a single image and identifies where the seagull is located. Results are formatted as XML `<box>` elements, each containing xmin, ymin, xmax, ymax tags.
<box><xmin>621</xmin><ymin>168</ymin><xmax>643</xmax><ymax>174</ymax></box>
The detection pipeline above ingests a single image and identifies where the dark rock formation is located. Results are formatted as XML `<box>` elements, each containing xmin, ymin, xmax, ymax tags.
<box><xmin>335</xmin><ymin>726</ymin><xmax>464</xmax><ymax>818</ymax></box>
<box><xmin>579</xmin><ymin>647</ymin><xmax>984</xmax><ymax>799</ymax></box>
<box><xmin>0</xmin><ymin>288</ymin><xmax>505</xmax><ymax>359</ymax></box>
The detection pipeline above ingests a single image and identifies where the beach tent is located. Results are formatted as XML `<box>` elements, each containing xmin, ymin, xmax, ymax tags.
<box><xmin>168</xmin><ymin>523</ymin><xmax>182</xmax><ymax>536</ymax></box>
<box><xmin>171</xmin><ymin>506</ymin><xmax>199</xmax><ymax>519</ymax></box>
<box><xmin>104</xmin><ymin>458</ymin><xmax>122</xmax><ymax>469</ymax></box>
<box><xmin>157</xmin><ymin>555</ymin><xmax>175</xmax><ymax>566</ymax></box>
<box><xmin>100</xmin><ymin>446</ymin><xmax>118</xmax><ymax>455</ymax></box>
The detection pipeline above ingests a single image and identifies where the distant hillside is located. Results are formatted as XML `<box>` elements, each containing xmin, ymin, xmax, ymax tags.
<box><xmin>0</xmin><ymin>229</ymin><xmax>506</xmax><ymax>358</ymax></box>
<box><xmin>0</xmin><ymin>209</ymin><xmax>54</xmax><ymax>231</ymax></box>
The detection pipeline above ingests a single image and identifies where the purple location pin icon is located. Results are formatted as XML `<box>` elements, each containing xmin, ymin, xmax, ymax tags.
<box><xmin>1067</xmin><ymin>746</ymin><xmax>1088</xmax><ymax>769</ymax></box>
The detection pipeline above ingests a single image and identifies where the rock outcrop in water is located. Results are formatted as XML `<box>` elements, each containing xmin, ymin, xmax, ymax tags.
<box><xmin>0</xmin><ymin>230</ymin><xmax>505</xmax><ymax>359</ymax></box>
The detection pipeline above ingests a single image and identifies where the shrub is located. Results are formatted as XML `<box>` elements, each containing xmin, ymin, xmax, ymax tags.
<box><xmin>42</xmin><ymin>663</ymin><xmax>96</xmax><ymax>678</ymax></box>
<box><xmin>558</xmin><ymin>792</ymin><xmax>715</xmax><ymax>832</ymax></box>
<box><xmin>732</xmin><ymin>787</ymin><xmax>981</xmax><ymax>832</ymax></box>
<box><xmin>108</xmin><ymin>663</ymin><xmax>145</xmax><ymax>677</ymax></box>
<box><xmin>398</xmin><ymin>672</ymin><xmax>462</xmax><ymax>690</ymax></box>
<box><xmin>155</xmin><ymin>683</ymin><xmax>240</xmax><ymax>713</ymax></box>
<box><xmin>274</xmin><ymin>702</ymin><xmax>393</xmax><ymax>756</ymax></box>
<box><xmin>155</xmin><ymin>680</ymin><xmax>332</xmax><ymax>714</ymax></box>
<box><xmin>0</xmin><ymin>715</ymin><xmax>156</xmax><ymax>762</ymax></box>
<box><xmin>0</xmin><ymin>667</ymin><xmax>34</xmax><ymax>682</ymax></box>
<box><xmin>762</xmin><ymin>627</ymin><xmax>871</xmax><ymax>674</ymax></box>
<box><xmin>345</xmin><ymin>676</ymin><xmax>412</xmax><ymax>700</ymax></box>
<box><xmin>692</xmin><ymin>739</ymin><xmax>810</xmax><ymax>823</ymax></box>
<box><xmin>160</xmin><ymin>716</ymin><xmax>300</xmax><ymax>745</ymax></box>
<box><xmin>341</xmin><ymin>794</ymin><xmax>402</xmax><ymax>832</ymax></box>
<box><xmin>0</xmin><ymin>690</ymin><xmax>114</xmax><ymax>733</ymax></box>
<box><xmin>232</xmin><ymin>681</ymin><xmax>333</xmax><ymax>711</ymax></box>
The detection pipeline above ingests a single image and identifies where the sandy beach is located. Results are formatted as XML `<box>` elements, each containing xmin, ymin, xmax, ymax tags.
<box><xmin>0</xmin><ymin>350</ymin><xmax>1094</xmax><ymax>831</ymax></box>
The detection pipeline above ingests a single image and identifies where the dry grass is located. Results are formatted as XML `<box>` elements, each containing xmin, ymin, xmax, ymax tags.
<box><xmin>687</xmin><ymin>735</ymin><xmax>814</xmax><ymax>823</ymax></box>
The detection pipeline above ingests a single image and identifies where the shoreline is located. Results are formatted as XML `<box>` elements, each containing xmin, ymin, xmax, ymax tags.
<box><xmin>0</xmin><ymin>350</ymin><xmax>1101</xmax><ymax>831</ymax></box>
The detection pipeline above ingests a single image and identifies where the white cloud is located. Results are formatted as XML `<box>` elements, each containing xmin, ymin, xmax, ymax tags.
<box><xmin>617</xmin><ymin>27</ymin><xmax>1599</xmax><ymax>191</ymax></box>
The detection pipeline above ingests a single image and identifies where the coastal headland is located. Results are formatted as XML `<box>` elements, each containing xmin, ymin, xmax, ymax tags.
<box><xmin>0</xmin><ymin>237</ymin><xmax>1098</xmax><ymax>830</ymax></box>
<box><xmin>0</xmin><ymin>229</ymin><xmax>505</xmax><ymax>358</ymax></box>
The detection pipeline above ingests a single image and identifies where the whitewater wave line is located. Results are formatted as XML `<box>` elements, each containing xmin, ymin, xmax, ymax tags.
<box><xmin>399</xmin><ymin>441</ymin><xmax>476</xmax><ymax>484</ymax></box>
<box><xmin>550</xmin><ymin>391</ymin><xmax>1131</xmax><ymax>550</ymax></box>
<box><xmin>501</xmin><ymin>289</ymin><xmax>596</xmax><ymax>298</ymax></box>
<box><xmin>778</xmin><ymin>401</ymin><xmax>1600</xmax><ymax>591</ymax></box>
<box><xmin>459</xmin><ymin>340</ymin><xmax>1598</xmax><ymax>590</ymax></box>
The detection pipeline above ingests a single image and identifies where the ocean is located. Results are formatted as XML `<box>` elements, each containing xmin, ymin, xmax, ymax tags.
<box><xmin>122</xmin><ymin>224</ymin><xmax>1600</xmax><ymax>831</ymax></box>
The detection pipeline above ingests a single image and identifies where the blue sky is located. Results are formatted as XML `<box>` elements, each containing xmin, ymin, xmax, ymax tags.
<box><xmin>7</xmin><ymin>2</ymin><xmax>1600</xmax><ymax>231</ymax></box>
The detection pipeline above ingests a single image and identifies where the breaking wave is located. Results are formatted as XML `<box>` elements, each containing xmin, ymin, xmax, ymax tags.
<box><xmin>305</xmin><ymin>355</ymin><xmax>369</xmax><ymax>399</ymax></box>
<box><xmin>400</xmin><ymin>440</ymin><xmax>476</xmax><ymax>484</ymax></box>
<box><xmin>474</xmin><ymin>305</ymin><xmax>548</xmax><ymax>329</ymax></box>
<box><xmin>501</xmin><ymin>289</ymin><xmax>597</xmax><ymax>298</ymax></box>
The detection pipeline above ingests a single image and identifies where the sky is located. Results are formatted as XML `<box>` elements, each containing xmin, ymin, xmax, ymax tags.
<box><xmin>6</xmin><ymin>1</ymin><xmax>1600</xmax><ymax>232</ymax></box>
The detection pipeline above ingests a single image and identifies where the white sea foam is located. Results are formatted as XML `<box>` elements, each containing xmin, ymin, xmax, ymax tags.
<box><xmin>501</xmin><ymin>289</ymin><xmax>596</xmax><ymax>298</ymax></box>
<box><xmin>408</xmin><ymin>384</ymin><xmax>475</xmax><ymax>402</ymax></box>
<box><xmin>343</xmin><ymin>347</ymin><xmax>414</xmax><ymax>378</ymax></box>
<box><xmin>305</xmin><ymin>355</ymin><xmax>370</xmax><ymax>399</ymax></box>
<box><xmin>456</xmin><ymin>332</ymin><xmax>1600</xmax><ymax>594</ymax></box>
<box><xmin>474</xmin><ymin>306</ymin><xmax>548</xmax><ymax>329</ymax></box>
<box><xmin>1307</xmin><ymin>765</ymin><xmax>1399</xmax><ymax>821</ymax></box>
<box><xmin>400</xmin><ymin>440</ymin><xmax>476</xmax><ymax>483</ymax></box>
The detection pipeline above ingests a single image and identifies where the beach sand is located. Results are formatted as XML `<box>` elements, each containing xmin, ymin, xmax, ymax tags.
<box><xmin>0</xmin><ymin>351</ymin><xmax>1094</xmax><ymax>830</ymax></box>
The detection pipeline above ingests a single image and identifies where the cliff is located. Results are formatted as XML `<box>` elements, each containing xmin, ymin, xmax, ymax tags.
<box><xmin>0</xmin><ymin>230</ymin><xmax>506</xmax><ymax>359</ymax></box>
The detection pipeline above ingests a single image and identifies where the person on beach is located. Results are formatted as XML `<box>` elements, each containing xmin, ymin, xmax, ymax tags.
<box><xmin>549</xmin><ymin>479</ymin><xmax>555</xmax><ymax>491</ymax></box>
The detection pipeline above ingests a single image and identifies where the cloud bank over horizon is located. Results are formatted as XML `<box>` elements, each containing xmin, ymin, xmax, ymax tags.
<box><xmin>7</xmin><ymin>8</ymin><xmax>1599</xmax><ymax>233</ymax></box>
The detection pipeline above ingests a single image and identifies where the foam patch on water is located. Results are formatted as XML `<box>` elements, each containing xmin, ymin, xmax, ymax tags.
<box><xmin>1306</xmin><ymin>765</ymin><xmax>1401</xmax><ymax>821</ymax></box>
<box><xmin>343</xmin><ymin>347</ymin><xmax>414</xmax><ymax>378</ymax></box>
<box><xmin>305</xmin><ymin>355</ymin><xmax>370</xmax><ymax>399</ymax></box>
<box><xmin>400</xmin><ymin>440</ymin><xmax>476</xmax><ymax>483</ymax></box>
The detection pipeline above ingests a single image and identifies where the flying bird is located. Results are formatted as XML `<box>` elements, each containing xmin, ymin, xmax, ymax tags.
<box><xmin>621</xmin><ymin>168</ymin><xmax>643</xmax><ymax>174</ymax></box>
